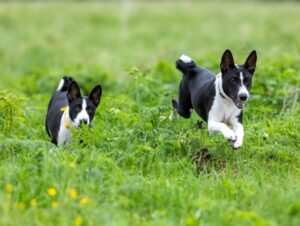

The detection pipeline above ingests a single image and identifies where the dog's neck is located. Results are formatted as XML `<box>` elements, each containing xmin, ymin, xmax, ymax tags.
<box><xmin>215</xmin><ymin>73</ymin><xmax>231</xmax><ymax>101</ymax></box>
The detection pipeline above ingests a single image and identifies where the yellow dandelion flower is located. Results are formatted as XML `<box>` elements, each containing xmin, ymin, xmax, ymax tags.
<box><xmin>69</xmin><ymin>162</ymin><xmax>75</xmax><ymax>169</ymax></box>
<box><xmin>30</xmin><ymin>198</ymin><xmax>37</xmax><ymax>207</ymax></box>
<box><xmin>75</xmin><ymin>216</ymin><xmax>83</xmax><ymax>226</ymax></box>
<box><xmin>6</xmin><ymin>184</ymin><xmax>13</xmax><ymax>193</ymax></box>
<box><xmin>51</xmin><ymin>201</ymin><xmax>59</xmax><ymax>209</ymax></box>
<box><xmin>48</xmin><ymin>188</ymin><xmax>57</xmax><ymax>197</ymax></box>
<box><xmin>69</xmin><ymin>189</ymin><xmax>78</xmax><ymax>199</ymax></box>
<box><xmin>17</xmin><ymin>202</ymin><xmax>25</xmax><ymax>210</ymax></box>
<box><xmin>80</xmin><ymin>197</ymin><xmax>88</xmax><ymax>205</ymax></box>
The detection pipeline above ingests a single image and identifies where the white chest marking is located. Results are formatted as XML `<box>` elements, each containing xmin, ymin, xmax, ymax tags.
<box><xmin>209</xmin><ymin>74</ymin><xmax>241</xmax><ymax>123</ymax></box>
<box><xmin>207</xmin><ymin>74</ymin><xmax>244</xmax><ymax>148</ymax></box>
<box><xmin>57</xmin><ymin>109</ymin><xmax>72</xmax><ymax>146</ymax></box>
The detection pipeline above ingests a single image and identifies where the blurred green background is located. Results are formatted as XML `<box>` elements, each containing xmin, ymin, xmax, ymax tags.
<box><xmin>0</xmin><ymin>1</ymin><xmax>299</xmax><ymax>226</ymax></box>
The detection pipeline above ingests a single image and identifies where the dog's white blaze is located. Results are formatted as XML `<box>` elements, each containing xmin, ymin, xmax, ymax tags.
<box><xmin>238</xmin><ymin>72</ymin><xmax>249</xmax><ymax>97</ymax></box>
<box><xmin>74</xmin><ymin>99</ymin><xmax>90</xmax><ymax>126</ymax></box>
<box><xmin>239</xmin><ymin>71</ymin><xmax>243</xmax><ymax>81</ymax></box>
<box><xmin>56</xmin><ymin>79</ymin><xmax>64</xmax><ymax>91</ymax></box>
<box><xmin>207</xmin><ymin>74</ymin><xmax>244</xmax><ymax>147</ymax></box>
<box><xmin>180</xmin><ymin>54</ymin><xmax>192</xmax><ymax>63</ymax></box>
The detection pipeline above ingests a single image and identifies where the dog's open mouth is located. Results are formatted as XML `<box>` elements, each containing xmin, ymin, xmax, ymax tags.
<box><xmin>235</xmin><ymin>100</ymin><xmax>245</xmax><ymax>109</ymax></box>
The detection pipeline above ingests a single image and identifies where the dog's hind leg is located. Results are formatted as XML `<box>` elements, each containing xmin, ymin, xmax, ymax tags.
<box><xmin>170</xmin><ymin>91</ymin><xmax>192</xmax><ymax>121</ymax></box>
<box><xmin>169</xmin><ymin>99</ymin><xmax>179</xmax><ymax>121</ymax></box>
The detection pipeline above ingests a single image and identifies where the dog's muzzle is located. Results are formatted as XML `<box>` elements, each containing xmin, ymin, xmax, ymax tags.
<box><xmin>236</xmin><ymin>93</ymin><xmax>248</xmax><ymax>109</ymax></box>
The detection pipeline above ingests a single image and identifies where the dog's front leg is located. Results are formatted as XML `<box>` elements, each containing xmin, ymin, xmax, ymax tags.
<box><xmin>208</xmin><ymin>120</ymin><xmax>237</xmax><ymax>142</ymax></box>
<box><xmin>230</xmin><ymin>118</ymin><xmax>244</xmax><ymax>149</ymax></box>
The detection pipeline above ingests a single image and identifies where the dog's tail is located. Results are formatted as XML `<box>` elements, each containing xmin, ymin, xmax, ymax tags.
<box><xmin>56</xmin><ymin>76</ymin><xmax>74</xmax><ymax>92</ymax></box>
<box><xmin>176</xmin><ymin>54</ymin><xmax>197</xmax><ymax>76</ymax></box>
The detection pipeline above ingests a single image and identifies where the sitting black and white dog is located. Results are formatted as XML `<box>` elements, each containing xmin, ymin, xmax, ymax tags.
<box><xmin>45</xmin><ymin>77</ymin><xmax>102</xmax><ymax>146</ymax></box>
<box><xmin>170</xmin><ymin>50</ymin><xmax>257</xmax><ymax>149</ymax></box>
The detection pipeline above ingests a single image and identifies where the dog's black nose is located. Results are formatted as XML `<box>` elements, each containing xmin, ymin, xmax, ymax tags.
<box><xmin>80</xmin><ymin>119</ymin><xmax>88</xmax><ymax>125</ymax></box>
<box><xmin>239</xmin><ymin>93</ymin><xmax>248</xmax><ymax>101</ymax></box>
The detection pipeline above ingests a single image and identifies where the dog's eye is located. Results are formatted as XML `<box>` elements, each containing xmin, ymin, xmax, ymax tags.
<box><xmin>244</xmin><ymin>77</ymin><xmax>250</xmax><ymax>83</ymax></box>
<box><xmin>86</xmin><ymin>107</ymin><xmax>94</xmax><ymax>114</ymax></box>
<box><xmin>231</xmin><ymin>77</ymin><xmax>239</xmax><ymax>83</ymax></box>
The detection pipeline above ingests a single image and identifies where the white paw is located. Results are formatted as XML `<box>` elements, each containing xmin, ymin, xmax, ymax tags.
<box><xmin>224</xmin><ymin>130</ymin><xmax>237</xmax><ymax>142</ymax></box>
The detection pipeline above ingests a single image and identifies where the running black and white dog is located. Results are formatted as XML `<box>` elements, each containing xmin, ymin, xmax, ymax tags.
<box><xmin>46</xmin><ymin>77</ymin><xmax>102</xmax><ymax>146</ymax></box>
<box><xmin>170</xmin><ymin>50</ymin><xmax>257</xmax><ymax>149</ymax></box>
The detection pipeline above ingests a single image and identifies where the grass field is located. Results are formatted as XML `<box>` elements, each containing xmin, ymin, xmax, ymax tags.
<box><xmin>0</xmin><ymin>1</ymin><xmax>300</xmax><ymax>226</ymax></box>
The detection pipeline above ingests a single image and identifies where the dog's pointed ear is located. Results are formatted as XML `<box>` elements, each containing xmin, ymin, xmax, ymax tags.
<box><xmin>89</xmin><ymin>85</ymin><xmax>102</xmax><ymax>107</ymax></box>
<box><xmin>220</xmin><ymin>49</ymin><xmax>235</xmax><ymax>74</ymax></box>
<box><xmin>244</xmin><ymin>50</ymin><xmax>257</xmax><ymax>74</ymax></box>
<box><xmin>67</xmin><ymin>81</ymin><xmax>81</xmax><ymax>103</ymax></box>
